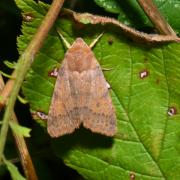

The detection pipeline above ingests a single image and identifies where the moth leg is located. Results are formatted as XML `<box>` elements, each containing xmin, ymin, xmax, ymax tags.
<box><xmin>102</xmin><ymin>67</ymin><xmax>114</xmax><ymax>71</ymax></box>
<box><xmin>48</xmin><ymin>67</ymin><xmax>59</xmax><ymax>78</ymax></box>
<box><xmin>89</xmin><ymin>32</ymin><xmax>104</xmax><ymax>49</ymax></box>
<box><xmin>56</xmin><ymin>28</ymin><xmax>71</xmax><ymax>49</ymax></box>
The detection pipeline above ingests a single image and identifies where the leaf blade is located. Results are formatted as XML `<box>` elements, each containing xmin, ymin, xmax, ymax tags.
<box><xmin>9</xmin><ymin>122</ymin><xmax>31</xmax><ymax>137</ymax></box>
<box><xmin>15</xmin><ymin>0</ymin><xmax>180</xmax><ymax>179</ymax></box>
<box><xmin>4</xmin><ymin>160</ymin><xmax>26</xmax><ymax>180</ymax></box>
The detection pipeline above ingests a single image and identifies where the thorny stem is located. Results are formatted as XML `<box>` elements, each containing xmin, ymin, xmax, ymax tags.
<box><xmin>137</xmin><ymin>0</ymin><xmax>177</xmax><ymax>36</ymax></box>
<box><xmin>64</xmin><ymin>9</ymin><xmax>180</xmax><ymax>43</ymax></box>
<box><xmin>0</xmin><ymin>0</ymin><xmax>65</xmax><ymax>163</ymax></box>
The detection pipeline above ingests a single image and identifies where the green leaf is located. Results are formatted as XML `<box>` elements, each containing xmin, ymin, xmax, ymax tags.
<box><xmin>94</xmin><ymin>0</ymin><xmax>180</xmax><ymax>33</ymax></box>
<box><xmin>4</xmin><ymin>159</ymin><xmax>26</xmax><ymax>180</ymax></box>
<box><xmin>0</xmin><ymin>71</ymin><xmax>15</xmax><ymax>79</ymax></box>
<box><xmin>4</xmin><ymin>60</ymin><xmax>17</xmax><ymax>69</ymax></box>
<box><xmin>9</xmin><ymin>121</ymin><xmax>31</xmax><ymax>137</ymax></box>
<box><xmin>16</xmin><ymin>0</ymin><xmax>180</xmax><ymax>179</ymax></box>
<box><xmin>0</xmin><ymin>95</ymin><xmax>5</xmax><ymax>102</ymax></box>
<box><xmin>17</xmin><ymin>95</ymin><xmax>28</xmax><ymax>104</ymax></box>
<box><xmin>94</xmin><ymin>0</ymin><xmax>121</xmax><ymax>13</ymax></box>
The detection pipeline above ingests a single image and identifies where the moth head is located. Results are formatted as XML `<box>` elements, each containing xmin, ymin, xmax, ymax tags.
<box><xmin>65</xmin><ymin>38</ymin><xmax>95</xmax><ymax>72</ymax></box>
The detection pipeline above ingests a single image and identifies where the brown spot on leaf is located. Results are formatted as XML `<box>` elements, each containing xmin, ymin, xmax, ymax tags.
<box><xmin>156</xmin><ymin>78</ymin><xmax>160</xmax><ymax>85</ymax></box>
<box><xmin>130</xmin><ymin>172</ymin><xmax>135</xmax><ymax>180</ymax></box>
<box><xmin>139</xmin><ymin>69</ymin><xmax>149</xmax><ymax>79</ymax></box>
<box><xmin>22</xmin><ymin>13</ymin><xmax>34</xmax><ymax>22</ymax></box>
<box><xmin>144</xmin><ymin>57</ymin><xmax>148</xmax><ymax>63</ymax></box>
<box><xmin>168</xmin><ymin>107</ymin><xmax>177</xmax><ymax>116</ymax></box>
<box><xmin>48</xmin><ymin>68</ymin><xmax>59</xmax><ymax>78</ymax></box>
<box><xmin>108</xmin><ymin>38</ymin><xmax>113</xmax><ymax>45</ymax></box>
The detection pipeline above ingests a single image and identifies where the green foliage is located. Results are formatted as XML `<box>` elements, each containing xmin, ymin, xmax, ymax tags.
<box><xmin>95</xmin><ymin>0</ymin><xmax>121</xmax><ymax>13</ymax></box>
<box><xmin>0</xmin><ymin>71</ymin><xmax>15</xmax><ymax>79</ymax></box>
<box><xmin>4</xmin><ymin>159</ymin><xmax>26</xmax><ymax>180</ymax></box>
<box><xmin>9</xmin><ymin>122</ymin><xmax>31</xmax><ymax>137</ymax></box>
<box><xmin>17</xmin><ymin>95</ymin><xmax>28</xmax><ymax>104</ymax></box>
<box><xmin>15</xmin><ymin>0</ymin><xmax>180</xmax><ymax>179</ymax></box>
<box><xmin>94</xmin><ymin>0</ymin><xmax>180</xmax><ymax>33</ymax></box>
<box><xmin>0</xmin><ymin>96</ymin><xmax>5</xmax><ymax>104</ymax></box>
<box><xmin>3</xmin><ymin>60</ymin><xmax>17</xmax><ymax>69</ymax></box>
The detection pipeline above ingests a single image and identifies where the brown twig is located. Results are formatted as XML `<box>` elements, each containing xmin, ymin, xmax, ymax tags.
<box><xmin>0</xmin><ymin>75</ymin><xmax>38</xmax><ymax>180</ymax></box>
<box><xmin>0</xmin><ymin>71</ymin><xmax>16</xmax><ymax>109</ymax></box>
<box><xmin>0</xmin><ymin>0</ymin><xmax>65</xmax><ymax>164</ymax></box>
<box><xmin>11</xmin><ymin>113</ymin><xmax>38</xmax><ymax>180</ymax></box>
<box><xmin>137</xmin><ymin>0</ymin><xmax>177</xmax><ymax>36</ymax></box>
<box><xmin>0</xmin><ymin>76</ymin><xmax>5</xmax><ymax>93</ymax></box>
<box><xmin>63</xmin><ymin>9</ymin><xmax>180</xmax><ymax>42</ymax></box>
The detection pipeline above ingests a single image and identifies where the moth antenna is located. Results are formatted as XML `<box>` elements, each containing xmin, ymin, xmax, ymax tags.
<box><xmin>89</xmin><ymin>32</ymin><xmax>104</xmax><ymax>49</ymax></box>
<box><xmin>56</xmin><ymin>29</ymin><xmax>71</xmax><ymax>49</ymax></box>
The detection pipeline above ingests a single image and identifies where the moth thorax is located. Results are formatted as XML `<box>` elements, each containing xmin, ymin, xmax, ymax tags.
<box><xmin>66</xmin><ymin>49</ymin><xmax>94</xmax><ymax>73</ymax></box>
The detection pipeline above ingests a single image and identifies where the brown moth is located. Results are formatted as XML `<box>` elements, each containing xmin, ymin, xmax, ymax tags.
<box><xmin>47</xmin><ymin>34</ymin><xmax>116</xmax><ymax>137</ymax></box>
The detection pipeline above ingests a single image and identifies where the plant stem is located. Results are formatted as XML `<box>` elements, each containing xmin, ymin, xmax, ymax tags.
<box><xmin>0</xmin><ymin>0</ymin><xmax>64</xmax><ymax>163</ymax></box>
<box><xmin>0</xmin><ymin>71</ymin><xmax>16</xmax><ymax>109</ymax></box>
<box><xmin>137</xmin><ymin>0</ymin><xmax>177</xmax><ymax>36</ymax></box>
<box><xmin>13</xmin><ymin>112</ymin><xmax>39</xmax><ymax>180</ymax></box>
<box><xmin>64</xmin><ymin>9</ymin><xmax>180</xmax><ymax>42</ymax></box>
<box><xmin>0</xmin><ymin>75</ymin><xmax>38</xmax><ymax>180</ymax></box>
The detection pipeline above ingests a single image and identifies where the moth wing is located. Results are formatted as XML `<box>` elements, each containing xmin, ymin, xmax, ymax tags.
<box><xmin>82</xmin><ymin>66</ymin><xmax>116</xmax><ymax>136</ymax></box>
<box><xmin>47</xmin><ymin>66</ymin><xmax>81</xmax><ymax>137</ymax></box>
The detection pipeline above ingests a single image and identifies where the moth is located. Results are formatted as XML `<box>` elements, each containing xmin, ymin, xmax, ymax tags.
<box><xmin>47</xmin><ymin>31</ymin><xmax>116</xmax><ymax>137</ymax></box>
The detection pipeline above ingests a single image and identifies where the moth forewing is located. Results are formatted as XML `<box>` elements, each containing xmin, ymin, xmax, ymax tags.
<box><xmin>47</xmin><ymin>38</ymin><xmax>116</xmax><ymax>137</ymax></box>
